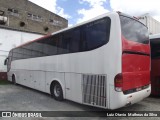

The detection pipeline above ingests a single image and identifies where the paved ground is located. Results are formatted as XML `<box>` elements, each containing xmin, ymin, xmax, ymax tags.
<box><xmin>0</xmin><ymin>84</ymin><xmax>160</xmax><ymax>120</ymax></box>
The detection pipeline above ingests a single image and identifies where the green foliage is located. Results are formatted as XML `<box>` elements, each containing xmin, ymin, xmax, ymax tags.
<box><xmin>0</xmin><ymin>80</ymin><xmax>10</xmax><ymax>85</ymax></box>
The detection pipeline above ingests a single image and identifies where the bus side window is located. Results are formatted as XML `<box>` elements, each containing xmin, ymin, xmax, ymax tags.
<box><xmin>58</xmin><ymin>32</ymin><xmax>71</xmax><ymax>54</ymax></box>
<box><xmin>82</xmin><ymin>17</ymin><xmax>111</xmax><ymax>51</ymax></box>
<box><xmin>70</xmin><ymin>28</ymin><xmax>81</xmax><ymax>53</ymax></box>
<box><xmin>23</xmin><ymin>44</ymin><xmax>33</xmax><ymax>59</ymax></box>
<box><xmin>32</xmin><ymin>42</ymin><xmax>44</xmax><ymax>57</ymax></box>
<box><xmin>42</xmin><ymin>36</ymin><xmax>58</xmax><ymax>56</ymax></box>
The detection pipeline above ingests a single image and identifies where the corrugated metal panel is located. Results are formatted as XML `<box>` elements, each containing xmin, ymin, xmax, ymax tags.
<box><xmin>139</xmin><ymin>15</ymin><xmax>160</xmax><ymax>34</ymax></box>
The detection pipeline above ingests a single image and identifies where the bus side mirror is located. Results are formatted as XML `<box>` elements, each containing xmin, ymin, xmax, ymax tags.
<box><xmin>4</xmin><ymin>58</ymin><xmax>8</xmax><ymax>65</ymax></box>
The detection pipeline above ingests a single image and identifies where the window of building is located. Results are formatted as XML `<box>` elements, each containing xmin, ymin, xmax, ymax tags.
<box><xmin>33</xmin><ymin>15</ymin><xmax>37</xmax><ymax>19</ymax></box>
<box><xmin>38</xmin><ymin>15</ymin><xmax>42</xmax><ymax>19</ymax></box>
<box><xmin>8</xmin><ymin>8</ymin><xmax>19</xmax><ymax>16</ymax></box>
<box><xmin>49</xmin><ymin>19</ymin><xmax>63</xmax><ymax>27</ymax></box>
<box><xmin>49</xmin><ymin>19</ymin><xmax>53</xmax><ymax>23</ymax></box>
<box><xmin>0</xmin><ymin>10</ymin><xmax>4</xmax><ymax>15</ymax></box>
<box><xmin>28</xmin><ymin>13</ymin><xmax>32</xmax><ymax>18</ymax></box>
<box><xmin>8</xmin><ymin>8</ymin><xmax>12</xmax><ymax>12</ymax></box>
<box><xmin>27</xmin><ymin>13</ymin><xmax>42</xmax><ymax>22</ymax></box>
<box><xmin>14</xmin><ymin>9</ymin><xmax>18</xmax><ymax>14</ymax></box>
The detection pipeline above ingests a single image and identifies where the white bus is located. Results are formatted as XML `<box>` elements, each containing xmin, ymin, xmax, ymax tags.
<box><xmin>5</xmin><ymin>12</ymin><xmax>151</xmax><ymax>109</ymax></box>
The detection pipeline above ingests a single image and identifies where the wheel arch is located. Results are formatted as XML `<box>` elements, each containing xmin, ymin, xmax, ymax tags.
<box><xmin>50</xmin><ymin>79</ymin><xmax>66</xmax><ymax>99</ymax></box>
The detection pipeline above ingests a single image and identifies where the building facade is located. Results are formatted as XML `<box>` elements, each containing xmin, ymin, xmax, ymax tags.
<box><xmin>139</xmin><ymin>14</ymin><xmax>160</xmax><ymax>35</ymax></box>
<box><xmin>0</xmin><ymin>0</ymin><xmax>68</xmax><ymax>34</ymax></box>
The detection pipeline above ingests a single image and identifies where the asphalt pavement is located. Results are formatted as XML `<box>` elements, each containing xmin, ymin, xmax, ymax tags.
<box><xmin>0</xmin><ymin>84</ymin><xmax>159</xmax><ymax>120</ymax></box>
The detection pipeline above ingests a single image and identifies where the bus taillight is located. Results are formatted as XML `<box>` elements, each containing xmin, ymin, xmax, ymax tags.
<box><xmin>114</xmin><ymin>73</ymin><xmax>123</xmax><ymax>92</ymax></box>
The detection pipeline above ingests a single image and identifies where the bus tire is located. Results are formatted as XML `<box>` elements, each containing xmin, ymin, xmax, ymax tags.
<box><xmin>51</xmin><ymin>82</ymin><xmax>63</xmax><ymax>101</ymax></box>
<box><xmin>12</xmin><ymin>75</ymin><xmax>16</xmax><ymax>85</ymax></box>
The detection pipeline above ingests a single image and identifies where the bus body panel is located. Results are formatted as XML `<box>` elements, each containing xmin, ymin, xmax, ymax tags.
<box><xmin>122</xmin><ymin>37</ymin><xmax>150</xmax><ymax>54</ymax></box>
<box><xmin>122</xmin><ymin>54</ymin><xmax>150</xmax><ymax>91</ymax></box>
<box><xmin>34</xmin><ymin>71</ymin><xmax>46</xmax><ymax>92</ymax></box>
<box><xmin>64</xmin><ymin>73</ymin><xmax>82</xmax><ymax>103</ymax></box>
<box><xmin>109</xmin><ymin>85</ymin><xmax>151</xmax><ymax>109</ymax></box>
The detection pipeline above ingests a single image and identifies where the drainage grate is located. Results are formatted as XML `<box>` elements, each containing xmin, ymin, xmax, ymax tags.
<box><xmin>82</xmin><ymin>74</ymin><xmax>107</xmax><ymax>107</ymax></box>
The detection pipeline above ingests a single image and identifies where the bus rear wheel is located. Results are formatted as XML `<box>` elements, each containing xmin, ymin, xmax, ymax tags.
<box><xmin>12</xmin><ymin>75</ymin><xmax>16</xmax><ymax>85</ymax></box>
<box><xmin>51</xmin><ymin>82</ymin><xmax>63</xmax><ymax>101</ymax></box>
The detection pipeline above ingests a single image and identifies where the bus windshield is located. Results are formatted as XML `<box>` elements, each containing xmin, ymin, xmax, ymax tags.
<box><xmin>120</xmin><ymin>15</ymin><xmax>149</xmax><ymax>44</ymax></box>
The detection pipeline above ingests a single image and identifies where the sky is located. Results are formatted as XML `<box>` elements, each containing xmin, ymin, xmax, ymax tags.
<box><xmin>29</xmin><ymin>0</ymin><xmax>160</xmax><ymax>27</ymax></box>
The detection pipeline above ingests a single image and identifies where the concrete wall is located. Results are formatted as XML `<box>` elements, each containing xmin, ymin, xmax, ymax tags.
<box><xmin>0</xmin><ymin>0</ymin><xmax>68</xmax><ymax>34</ymax></box>
<box><xmin>139</xmin><ymin>15</ymin><xmax>160</xmax><ymax>35</ymax></box>
<box><xmin>0</xmin><ymin>28</ymin><xmax>43</xmax><ymax>73</ymax></box>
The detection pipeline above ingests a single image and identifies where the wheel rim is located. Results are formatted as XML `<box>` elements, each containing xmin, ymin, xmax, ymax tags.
<box><xmin>54</xmin><ymin>84</ymin><xmax>61</xmax><ymax>97</ymax></box>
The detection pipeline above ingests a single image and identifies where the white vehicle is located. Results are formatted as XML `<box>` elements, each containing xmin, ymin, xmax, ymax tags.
<box><xmin>6</xmin><ymin>12</ymin><xmax>151</xmax><ymax>109</ymax></box>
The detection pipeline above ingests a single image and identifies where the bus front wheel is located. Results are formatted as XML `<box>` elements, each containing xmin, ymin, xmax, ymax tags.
<box><xmin>51</xmin><ymin>82</ymin><xmax>63</xmax><ymax>101</ymax></box>
<box><xmin>12</xmin><ymin>75</ymin><xmax>16</xmax><ymax>85</ymax></box>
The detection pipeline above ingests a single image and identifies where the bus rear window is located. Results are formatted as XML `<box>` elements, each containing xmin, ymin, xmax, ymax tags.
<box><xmin>120</xmin><ymin>15</ymin><xmax>149</xmax><ymax>44</ymax></box>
